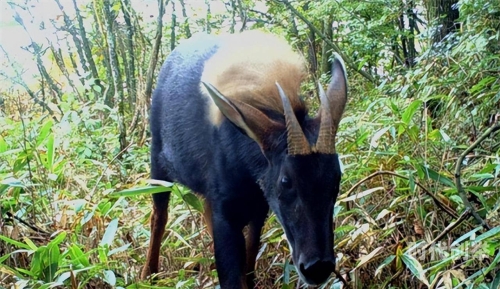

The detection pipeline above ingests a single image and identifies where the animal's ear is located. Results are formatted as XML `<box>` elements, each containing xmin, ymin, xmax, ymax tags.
<box><xmin>202</xmin><ymin>82</ymin><xmax>283</xmax><ymax>150</ymax></box>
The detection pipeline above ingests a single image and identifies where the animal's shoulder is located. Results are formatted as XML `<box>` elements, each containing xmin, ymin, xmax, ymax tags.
<box><xmin>202</xmin><ymin>31</ymin><xmax>307</xmax><ymax>114</ymax></box>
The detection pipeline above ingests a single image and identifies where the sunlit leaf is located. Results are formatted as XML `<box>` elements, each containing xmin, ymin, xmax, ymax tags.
<box><xmin>103</xmin><ymin>270</ymin><xmax>116</xmax><ymax>286</ymax></box>
<box><xmin>338</xmin><ymin>187</ymin><xmax>384</xmax><ymax>202</ymax></box>
<box><xmin>473</xmin><ymin>226</ymin><xmax>500</xmax><ymax>244</ymax></box>
<box><xmin>401</xmin><ymin>100</ymin><xmax>423</xmax><ymax>125</ymax></box>
<box><xmin>110</xmin><ymin>184</ymin><xmax>173</xmax><ymax>197</ymax></box>
<box><xmin>355</xmin><ymin>246</ymin><xmax>385</xmax><ymax>269</ymax></box>
<box><xmin>100</xmin><ymin>218</ymin><xmax>119</xmax><ymax>247</ymax></box>
<box><xmin>401</xmin><ymin>254</ymin><xmax>429</xmax><ymax>286</ymax></box>
<box><xmin>36</xmin><ymin>120</ymin><xmax>53</xmax><ymax>147</ymax></box>
<box><xmin>370</xmin><ymin>127</ymin><xmax>391</xmax><ymax>148</ymax></box>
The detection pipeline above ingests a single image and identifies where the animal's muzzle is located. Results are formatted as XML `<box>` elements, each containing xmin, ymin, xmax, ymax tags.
<box><xmin>299</xmin><ymin>258</ymin><xmax>335</xmax><ymax>285</ymax></box>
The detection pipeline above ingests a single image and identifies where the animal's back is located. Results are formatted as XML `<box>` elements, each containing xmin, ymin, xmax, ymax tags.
<box><xmin>150</xmin><ymin>33</ymin><xmax>221</xmax><ymax>192</ymax></box>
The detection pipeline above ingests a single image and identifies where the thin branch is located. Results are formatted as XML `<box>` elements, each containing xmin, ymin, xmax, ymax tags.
<box><xmin>422</xmin><ymin>209</ymin><xmax>470</xmax><ymax>251</ymax></box>
<box><xmin>454</xmin><ymin>123</ymin><xmax>500</xmax><ymax>230</ymax></box>
<box><xmin>5</xmin><ymin>212</ymin><xmax>50</xmax><ymax>236</ymax></box>
<box><xmin>345</xmin><ymin>170</ymin><xmax>458</xmax><ymax>219</ymax></box>
<box><xmin>275</xmin><ymin>0</ymin><xmax>375</xmax><ymax>83</ymax></box>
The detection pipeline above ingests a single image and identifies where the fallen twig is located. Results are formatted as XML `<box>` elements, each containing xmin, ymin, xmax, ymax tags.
<box><xmin>422</xmin><ymin>209</ymin><xmax>470</xmax><ymax>251</ymax></box>
<box><xmin>334</xmin><ymin>268</ymin><xmax>351</xmax><ymax>289</ymax></box>
<box><xmin>344</xmin><ymin>170</ymin><xmax>458</xmax><ymax>219</ymax></box>
<box><xmin>5</xmin><ymin>211</ymin><xmax>50</xmax><ymax>236</ymax></box>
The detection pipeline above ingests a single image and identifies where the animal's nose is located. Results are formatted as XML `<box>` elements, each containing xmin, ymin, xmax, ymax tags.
<box><xmin>299</xmin><ymin>259</ymin><xmax>335</xmax><ymax>285</ymax></box>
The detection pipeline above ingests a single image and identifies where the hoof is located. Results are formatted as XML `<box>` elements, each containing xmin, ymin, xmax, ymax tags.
<box><xmin>140</xmin><ymin>266</ymin><xmax>152</xmax><ymax>280</ymax></box>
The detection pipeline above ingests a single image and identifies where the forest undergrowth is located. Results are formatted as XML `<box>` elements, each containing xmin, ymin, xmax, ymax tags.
<box><xmin>1</xmin><ymin>0</ymin><xmax>499</xmax><ymax>288</ymax></box>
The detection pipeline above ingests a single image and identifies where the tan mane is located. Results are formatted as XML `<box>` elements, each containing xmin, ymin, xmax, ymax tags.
<box><xmin>201</xmin><ymin>30</ymin><xmax>307</xmax><ymax>125</ymax></box>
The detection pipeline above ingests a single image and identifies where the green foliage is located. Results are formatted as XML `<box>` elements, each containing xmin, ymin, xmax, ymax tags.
<box><xmin>1</xmin><ymin>0</ymin><xmax>499</xmax><ymax>288</ymax></box>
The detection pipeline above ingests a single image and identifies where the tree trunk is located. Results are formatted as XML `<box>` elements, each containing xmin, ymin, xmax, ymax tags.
<box><xmin>321</xmin><ymin>16</ymin><xmax>333</xmax><ymax>75</ymax></box>
<box><xmin>170</xmin><ymin>0</ymin><xmax>177</xmax><ymax>51</ymax></box>
<box><xmin>237</xmin><ymin>0</ymin><xmax>247</xmax><ymax>32</ymax></box>
<box><xmin>230</xmin><ymin>0</ymin><xmax>237</xmax><ymax>33</ymax></box>
<box><xmin>425</xmin><ymin>0</ymin><xmax>460</xmax><ymax>45</ymax></box>
<box><xmin>179</xmin><ymin>0</ymin><xmax>192</xmax><ymax>38</ymax></box>
<box><xmin>50</xmin><ymin>45</ymin><xmax>82</xmax><ymax>100</ymax></box>
<box><xmin>278</xmin><ymin>0</ymin><xmax>375</xmax><ymax>83</ymax></box>
<box><xmin>121</xmin><ymin>0</ymin><xmax>137</xmax><ymax>104</ymax></box>
<box><xmin>68</xmin><ymin>0</ymin><xmax>105</xmax><ymax>96</ymax></box>
<box><xmin>92</xmin><ymin>1</ymin><xmax>115</xmax><ymax>106</ymax></box>
<box><xmin>144</xmin><ymin>0</ymin><xmax>168</xmax><ymax>104</ymax></box>
<box><xmin>102</xmin><ymin>0</ymin><xmax>127</xmax><ymax>151</ymax></box>
<box><xmin>205</xmin><ymin>0</ymin><xmax>211</xmax><ymax>33</ymax></box>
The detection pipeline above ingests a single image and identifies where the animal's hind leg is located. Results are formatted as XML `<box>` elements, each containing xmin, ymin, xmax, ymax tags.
<box><xmin>142</xmin><ymin>191</ymin><xmax>171</xmax><ymax>279</ymax></box>
<box><xmin>142</xmin><ymin>155</ymin><xmax>173</xmax><ymax>279</ymax></box>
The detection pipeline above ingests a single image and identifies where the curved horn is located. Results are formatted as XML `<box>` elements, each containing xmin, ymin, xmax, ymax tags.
<box><xmin>276</xmin><ymin>82</ymin><xmax>311</xmax><ymax>155</ymax></box>
<box><xmin>315</xmin><ymin>82</ymin><xmax>335</xmax><ymax>154</ymax></box>
<box><xmin>315</xmin><ymin>54</ymin><xmax>348</xmax><ymax>154</ymax></box>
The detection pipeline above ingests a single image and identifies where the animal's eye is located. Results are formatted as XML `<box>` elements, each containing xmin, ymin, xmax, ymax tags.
<box><xmin>281</xmin><ymin>176</ymin><xmax>292</xmax><ymax>189</ymax></box>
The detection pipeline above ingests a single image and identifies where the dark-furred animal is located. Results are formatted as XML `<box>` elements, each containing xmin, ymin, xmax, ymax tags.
<box><xmin>143</xmin><ymin>30</ymin><xmax>348</xmax><ymax>289</ymax></box>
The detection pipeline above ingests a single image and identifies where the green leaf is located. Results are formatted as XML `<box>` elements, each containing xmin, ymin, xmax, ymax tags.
<box><xmin>110</xmin><ymin>184</ymin><xmax>173</xmax><ymax>198</ymax></box>
<box><xmin>36</xmin><ymin>120</ymin><xmax>54</xmax><ymax>147</ymax></box>
<box><xmin>451</xmin><ymin>227</ymin><xmax>482</xmax><ymax>247</ymax></box>
<box><xmin>401</xmin><ymin>100</ymin><xmax>423</xmax><ymax>125</ymax></box>
<box><xmin>46</xmin><ymin>134</ymin><xmax>55</xmax><ymax>172</ymax></box>
<box><xmin>69</xmin><ymin>244</ymin><xmax>91</xmax><ymax>267</ymax></box>
<box><xmin>0</xmin><ymin>252</ymin><xmax>12</xmax><ymax>263</ymax></box>
<box><xmin>409</xmin><ymin>171</ymin><xmax>415</xmax><ymax>193</ymax></box>
<box><xmin>470</xmin><ymin>76</ymin><xmax>496</xmax><ymax>95</ymax></box>
<box><xmin>491</xmin><ymin>269</ymin><xmax>500</xmax><ymax>289</ymax></box>
<box><xmin>282</xmin><ymin>259</ymin><xmax>291</xmax><ymax>288</ymax></box>
<box><xmin>474</xmin><ymin>226</ymin><xmax>500</xmax><ymax>244</ymax></box>
<box><xmin>182</xmin><ymin>192</ymin><xmax>204</xmax><ymax>213</ymax></box>
<box><xmin>103</xmin><ymin>270</ymin><xmax>116</xmax><ymax>286</ymax></box>
<box><xmin>401</xmin><ymin>254</ymin><xmax>429</xmax><ymax>286</ymax></box>
<box><xmin>100</xmin><ymin>218</ymin><xmax>119</xmax><ymax>247</ymax></box>
<box><xmin>375</xmin><ymin>255</ymin><xmax>395</xmax><ymax>276</ymax></box>
<box><xmin>48</xmin><ymin>231</ymin><xmax>67</xmax><ymax>247</ymax></box>
<box><xmin>0</xmin><ymin>235</ymin><xmax>32</xmax><ymax>250</ymax></box>
<box><xmin>0</xmin><ymin>136</ymin><xmax>7</xmax><ymax>153</ymax></box>
<box><xmin>43</xmin><ymin>246</ymin><xmax>60</xmax><ymax>282</ymax></box>
<box><xmin>419</xmin><ymin>165</ymin><xmax>455</xmax><ymax>188</ymax></box>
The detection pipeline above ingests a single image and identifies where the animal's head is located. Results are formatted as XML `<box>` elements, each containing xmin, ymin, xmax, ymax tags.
<box><xmin>203</xmin><ymin>50</ymin><xmax>347</xmax><ymax>285</ymax></box>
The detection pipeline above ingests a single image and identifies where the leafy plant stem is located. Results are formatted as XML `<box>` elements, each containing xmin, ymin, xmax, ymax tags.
<box><xmin>454</xmin><ymin>123</ymin><xmax>500</xmax><ymax>231</ymax></box>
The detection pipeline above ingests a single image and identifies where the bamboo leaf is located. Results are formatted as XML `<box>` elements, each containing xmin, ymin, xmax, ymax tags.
<box><xmin>402</xmin><ymin>254</ymin><xmax>429</xmax><ymax>286</ymax></box>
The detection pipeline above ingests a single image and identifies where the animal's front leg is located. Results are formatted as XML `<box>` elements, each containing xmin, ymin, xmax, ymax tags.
<box><xmin>212</xmin><ymin>209</ymin><xmax>247</xmax><ymax>289</ymax></box>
